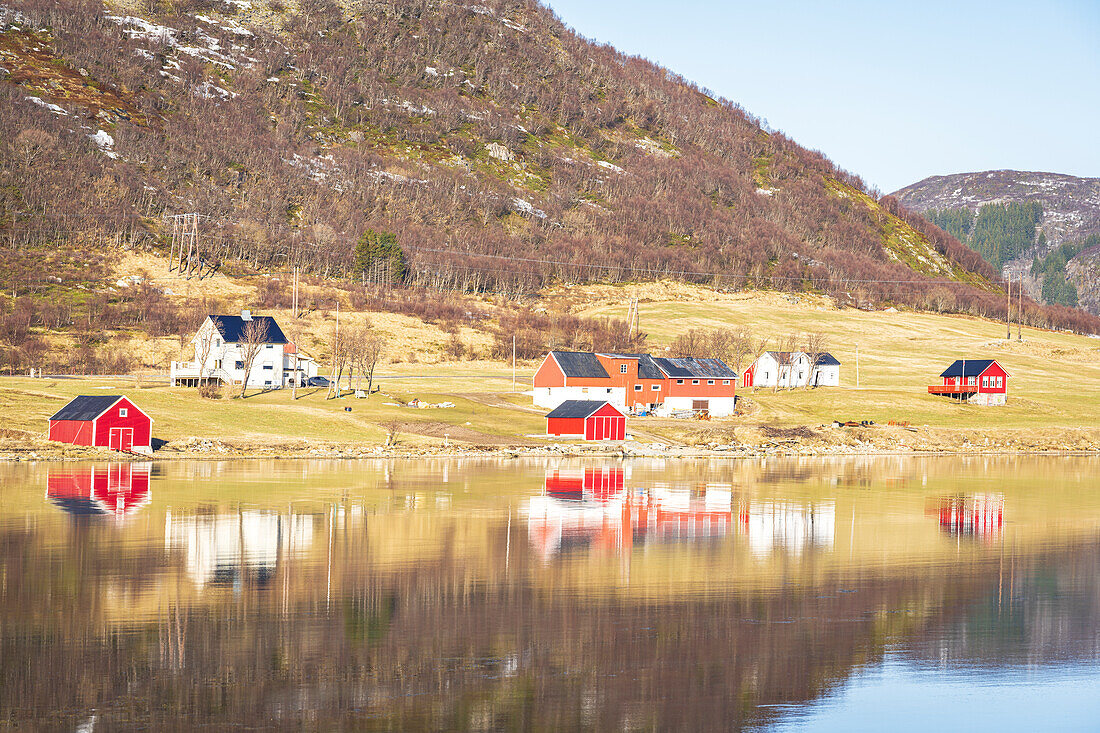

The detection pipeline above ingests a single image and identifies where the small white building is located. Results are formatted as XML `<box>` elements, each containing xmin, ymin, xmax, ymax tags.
<box><xmin>170</xmin><ymin>311</ymin><xmax>317</xmax><ymax>389</ymax></box>
<box><xmin>743</xmin><ymin>351</ymin><xmax>841</xmax><ymax>388</ymax></box>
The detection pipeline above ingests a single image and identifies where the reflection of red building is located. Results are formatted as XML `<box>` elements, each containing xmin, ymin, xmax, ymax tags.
<box><xmin>46</xmin><ymin>464</ymin><xmax>152</xmax><ymax>516</ymax></box>
<box><xmin>928</xmin><ymin>494</ymin><xmax>1004</xmax><ymax>540</ymax></box>
<box><xmin>527</xmin><ymin>471</ymin><xmax>734</xmax><ymax>558</ymax></box>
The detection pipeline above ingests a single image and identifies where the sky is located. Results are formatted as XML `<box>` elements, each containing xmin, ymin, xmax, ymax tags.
<box><xmin>544</xmin><ymin>0</ymin><xmax>1100</xmax><ymax>193</ymax></box>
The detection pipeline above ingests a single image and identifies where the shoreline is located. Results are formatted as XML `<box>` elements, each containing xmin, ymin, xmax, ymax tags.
<box><xmin>4</xmin><ymin>434</ymin><xmax>1100</xmax><ymax>462</ymax></box>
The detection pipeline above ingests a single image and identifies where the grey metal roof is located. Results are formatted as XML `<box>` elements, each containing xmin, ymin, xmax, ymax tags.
<box><xmin>210</xmin><ymin>315</ymin><xmax>288</xmax><ymax>344</ymax></box>
<box><xmin>545</xmin><ymin>400</ymin><xmax>615</xmax><ymax>419</ymax></box>
<box><xmin>940</xmin><ymin>359</ymin><xmax>997</xmax><ymax>378</ymax></box>
<box><xmin>598</xmin><ymin>353</ymin><xmax>666</xmax><ymax>379</ymax></box>
<box><xmin>654</xmin><ymin>357</ymin><xmax>738</xmax><ymax>379</ymax></box>
<box><xmin>550</xmin><ymin>351</ymin><xmax>609</xmax><ymax>379</ymax></box>
<box><xmin>813</xmin><ymin>353</ymin><xmax>841</xmax><ymax>366</ymax></box>
<box><xmin>49</xmin><ymin>395</ymin><xmax>123</xmax><ymax>422</ymax></box>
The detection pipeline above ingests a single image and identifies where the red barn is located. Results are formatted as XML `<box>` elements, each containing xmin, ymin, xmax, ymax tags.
<box><xmin>48</xmin><ymin>395</ymin><xmax>153</xmax><ymax>454</ymax></box>
<box><xmin>927</xmin><ymin>359</ymin><xmax>1010</xmax><ymax>406</ymax></box>
<box><xmin>546</xmin><ymin>400</ymin><xmax>626</xmax><ymax>441</ymax></box>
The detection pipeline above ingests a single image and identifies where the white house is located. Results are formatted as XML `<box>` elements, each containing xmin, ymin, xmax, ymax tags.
<box><xmin>170</xmin><ymin>311</ymin><xmax>317</xmax><ymax>389</ymax></box>
<box><xmin>743</xmin><ymin>351</ymin><xmax>841</xmax><ymax>388</ymax></box>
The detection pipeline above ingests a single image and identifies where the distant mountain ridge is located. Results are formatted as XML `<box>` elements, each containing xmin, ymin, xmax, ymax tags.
<box><xmin>892</xmin><ymin>170</ymin><xmax>1100</xmax><ymax>314</ymax></box>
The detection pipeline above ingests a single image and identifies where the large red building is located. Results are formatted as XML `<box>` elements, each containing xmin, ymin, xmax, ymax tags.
<box><xmin>928</xmin><ymin>359</ymin><xmax>1010</xmax><ymax>406</ymax></box>
<box><xmin>533</xmin><ymin>351</ymin><xmax>737</xmax><ymax>416</ymax></box>
<box><xmin>47</xmin><ymin>395</ymin><xmax>154</xmax><ymax>454</ymax></box>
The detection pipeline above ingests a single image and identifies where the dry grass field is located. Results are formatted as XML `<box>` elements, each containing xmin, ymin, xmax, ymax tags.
<box><xmin>3</xmin><ymin>280</ymin><xmax>1100</xmax><ymax>455</ymax></box>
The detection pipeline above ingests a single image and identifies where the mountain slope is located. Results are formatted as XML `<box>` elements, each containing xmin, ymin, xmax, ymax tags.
<box><xmin>1</xmin><ymin>0</ymin><xmax>1096</xmax><ymax>338</ymax></box>
<box><xmin>893</xmin><ymin>170</ymin><xmax>1100</xmax><ymax>313</ymax></box>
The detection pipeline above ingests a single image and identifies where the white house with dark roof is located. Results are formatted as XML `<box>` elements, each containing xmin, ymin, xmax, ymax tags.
<box><xmin>743</xmin><ymin>351</ymin><xmax>841</xmax><ymax>388</ymax></box>
<box><xmin>170</xmin><ymin>310</ymin><xmax>318</xmax><ymax>389</ymax></box>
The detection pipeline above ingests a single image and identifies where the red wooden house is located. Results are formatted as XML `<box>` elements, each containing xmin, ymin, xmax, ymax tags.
<box><xmin>928</xmin><ymin>359</ymin><xmax>1010</xmax><ymax>406</ymax></box>
<box><xmin>47</xmin><ymin>395</ymin><xmax>154</xmax><ymax>453</ymax></box>
<box><xmin>545</xmin><ymin>400</ymin><xmax>626</xmax><ymax>441</ymax></box>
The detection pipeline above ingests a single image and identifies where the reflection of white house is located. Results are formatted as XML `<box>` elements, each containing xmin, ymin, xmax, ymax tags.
<box><xmin>165</xmin><ymin>510</ymin><xmax>315</xmax><ymax>587</ymax></box>
<box><xmin>170</xmin><ymin>311</ymin><xmax>318</xmax><ymax>388</ymax></box>
<box><xmin>743</xmin><ymin>501</ymin><xmax>835</xmax><ymax>557</ymax></box>
<box><xmin>742</xmin><ymin>351</ymin><xmax>841</xmax><ymax>388</ymax></box>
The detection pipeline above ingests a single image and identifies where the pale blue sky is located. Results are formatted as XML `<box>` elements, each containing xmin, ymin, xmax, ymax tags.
<box><xmin>545</xmin><ymin>0</ymin><xmax>1100</xmax><ymax>193</ymax></box>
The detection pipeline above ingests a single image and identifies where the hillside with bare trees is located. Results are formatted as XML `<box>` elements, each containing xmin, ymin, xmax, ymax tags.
<box><xmin>2</xmin><ymin>0</ymin><xmax>1099</xmax><ymax>365</ymax></box>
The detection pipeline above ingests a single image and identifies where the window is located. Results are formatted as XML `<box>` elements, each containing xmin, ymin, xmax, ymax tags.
<box><xmin>214</xmin><ymin>359</ymin><xmax>222</xmax><ymax>369</ymax></box>
<box><xmin>634</xmin><ymin>385</ymin><xmax>642</xmax><ymax>391</ymax></box>
<box><xmin>723</xmin><ymin>380</ymin><xmax>730</xmax><ymax>385</ymax></box>
<box><xmin>235</xmin><ymin>361</ymin><xmax>244</xmax><ymax>370</ymax></box>
<box><xmin>214</xmin><ymin>338</ymin><xmax>221</xmax><ymax>347</ymax></box>
<box><xmin>266</xmin><ymin>344</ymin><xmax>274</xmax><ymax>350</ymax></box>
<box><xmin>982</xmin><ymin>376</ymin><xmax>988</xmax><ymax>388</ymax></box>
<box><xmin>997</xmin><ymin>377</ymin><xmax>1003</xmax><ymax>388</ymax></box>
<box><xmin>707</xmin><ymin>379</ymin><xmax>715</xmax><ymax>385</ymax></box>
<box><xmin>263</xmin><ymin>363</ymin><xmax>274</xmax><ymax>370</ymax></box>
<box><xmin>676</xmin><ymin>379</ymin><xmax>684</xmax><ymax>384</ymax></box>
<box><xmin>651</xmin><ymin>385</ymin><xmax>660</xmax><ymax>391</ymax></box>
<box><xmin>118</xmin><ymin>408</ymin><xmax>128</xmax><ymax>417</ymax></box>
<box><xmin>692</xmin><ymin>379</ymin><xmax>700</xmax><ymax>385</ymax></box>
<box><xmin>620</xmin><ymin>364</ymin><xmax>628</xmax><ymax>374</ymax></box>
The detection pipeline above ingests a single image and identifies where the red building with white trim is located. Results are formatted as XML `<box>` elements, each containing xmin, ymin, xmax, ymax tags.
<box><xmin>928</xmin><ymin>359</ymin><xmax>1010</xmax><ymax>406</ymax></box>
<box><xmin>47</xmin><ymin>395</ymin><xmax>154</xmax><ymax>454</ymax></box>
<box><xmin>545</xmin><ymin>400</ymin><xmax>626</xmax><ymax>441</ymax></box>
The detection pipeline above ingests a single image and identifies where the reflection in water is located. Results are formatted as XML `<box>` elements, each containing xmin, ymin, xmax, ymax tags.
<box><xmin>46</xmin><ymin>463</ymin><xmax>152</xmax><ymax>517</ymax></box>
<box><xmin>165</xmin><ymin>511</ymin><xmax>315</xmax><ymax>588</ymax></box>
<box><xmin>2</xmin><ymin>457</ymin><xmax>1099</xmax><ymax>729</ymax></box>
<box><xmin>742</xmin><ymin>500</ymin><xmax>835</xmax><ymax>557</ymax></box>
<box><xmin>928</xmin><ymin>494</ymin><xmax>1004</xmax><ymax>541</ymax></box>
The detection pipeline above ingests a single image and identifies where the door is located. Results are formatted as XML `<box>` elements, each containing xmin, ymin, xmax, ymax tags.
<box><xmin>692</xmin><ymin>400</ymin><xmax>709</xmax><ymax>414</ymax></box>
<box><xmin>590</xmin><ymin>417</ymin><xmax>604</xmax><ymax>441</ymax></box>
<box><xmin>109</xmin><ymin>428</ymin><xmax>133</xmax><ymax>452</ymax></box>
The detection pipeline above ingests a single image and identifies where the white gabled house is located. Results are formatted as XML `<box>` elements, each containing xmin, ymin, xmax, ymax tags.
<box><xmin>743</xmin><ymin>351</ymin><xmax>841</xmax><ymax>388</ymax></box>
<box><xmin>170</xmin><ymin>310</ymin><xmax>318</xmax><ymax>389</ymax></box>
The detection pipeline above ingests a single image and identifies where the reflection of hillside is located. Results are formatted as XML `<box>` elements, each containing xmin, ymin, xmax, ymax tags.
<box><xmin>165</xmin><ymin>511</ymin><xmax>316</xmax><ymax>588</ymax></box>
<box><xmin>2</xmin><ymin>524</ymin><xmax>1098</xmax><ymax>730</ymax></box>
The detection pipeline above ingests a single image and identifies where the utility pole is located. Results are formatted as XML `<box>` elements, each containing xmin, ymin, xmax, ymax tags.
<box><xmin>1005</xmin><ymin>277</ymin><xmax>1012</xmax><ymax>340</ymax></box>
<box><xmin>855</xmin><ymin>344</ymin><xmax>860</xmax><ymax>388</ymax></box>
<box><xmin>1017</xmin><ymin>276</ymin><xmax>1023</xmax><ymax>341</ymax></box>
<box><xmin>291</xmin><ymin>267</ymin><xmax>299</xmax><ymax>400</ymax></box>
<box><xmin>512</xmin><ymin>334</ymin><xmax>516</xmax><ymax>392</ymax></box>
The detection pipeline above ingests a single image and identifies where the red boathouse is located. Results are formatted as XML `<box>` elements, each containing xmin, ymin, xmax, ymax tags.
<box><xmin>47</xmin><ymin>395</ymin><xmax>154</xmax><ymax>454</ymax></box>
<box><xmin>546</xmin><ymin>400</ymin><xmax>626</xmax><ymax>441</ymax></box>
<box><xmin>927</xmin><ymin>359</ymin><xmax>1010</xmax><ymax>406</ymax></box>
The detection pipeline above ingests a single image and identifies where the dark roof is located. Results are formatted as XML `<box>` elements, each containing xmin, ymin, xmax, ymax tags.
<box><xmin>940</xmin><ymin>359</ymin><xmax>997</xmax><ymax>378</ymax></box>
<box><xmin>209</xmin><ymin>315</ymin><xmax>288</xmax><ymax>344</ymax></box>
<box><xmin>545</xmin><ymin>400</ymin><xmax>617</xmax><ymax>419</ymax></box>
<box><xmin>813</xmin><ymin>353</ymin><xmax>841</xmax><ymax>366</ymax></box>
<box><xmin>653</xmin><ymin>357</ymin><xmax>738</xmax><ymax>379</ymax></box>
<box><xmin>550</xmin><ymin>351</ymin><xmax>609</xmax><ymax>379</ymax></box>
<box><xmin>599</xmin><ymin>353</ymin><xmax>677</xmax><ymax>379</ymax></box>
<box><xmin>49</xmin><ymin>395</ymin><xmax>122</xmax><ymax>422</ymax></box>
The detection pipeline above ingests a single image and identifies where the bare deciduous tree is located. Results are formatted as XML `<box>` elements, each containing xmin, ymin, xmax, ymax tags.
<box><xmin>803</xmin><ymin>331</ymin><xmax>828</xmax><ymax>389</ymax></box>
<box><xmin>239</xmin><ymin>317</ymin><xmax>270</xmax><ymax>397</ymax></box>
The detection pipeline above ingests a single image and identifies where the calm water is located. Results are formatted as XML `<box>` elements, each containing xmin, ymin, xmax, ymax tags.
<box><xmin>1</xmin><ymin>456</ymin><xmax>1099</xmax><ymax>730</ymax></box>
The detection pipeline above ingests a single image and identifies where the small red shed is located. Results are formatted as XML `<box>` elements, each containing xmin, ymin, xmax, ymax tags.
<box><xmin>927</xmin><ymin>359</ymin><xmax>1010</xmax><ymax>406</ymax></box>
<box><xmin>546</xmin><ymin>400</ymin><xmax>626</xmax><ymax>441</ymax></box>
<box><xmin>48</xmin><ymin>395</ymin><xmax>154</xmax><ymax>454</ymax></box>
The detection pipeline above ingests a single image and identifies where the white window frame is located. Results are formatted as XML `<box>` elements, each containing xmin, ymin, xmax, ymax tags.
<box><xmin>634</xmin><ymin>385</ymin><xmax>642</xmax><ymax>392</ymax></box>
<box><xmin>707</xmin><ymin>379</ymin><xmax>715</xmax><ymax>385</ymax></box>
<box><xmin>620</xmin><ymin>364</ymin><xmax>628</xmax><ymax>374</ymax></box>
<box><xmin>118</xmin><ymin>408</ymin><xmax>128</xmax><ymax>417</ymax></box>
<box><xmin>651</xmin><ymin>384</ymin><xmax>660</xmax><ymax>391</ymax></box>
<box><xmin>692</xmin><ymin>379</ymin><xmax>700</xmax><ymax>385</ymax></box>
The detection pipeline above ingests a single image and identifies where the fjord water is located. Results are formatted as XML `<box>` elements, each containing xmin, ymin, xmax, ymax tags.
<box><xmin>2</xmin><ymin>457</ymin><xmax>1099</xmax><ymax>730</ymax></box>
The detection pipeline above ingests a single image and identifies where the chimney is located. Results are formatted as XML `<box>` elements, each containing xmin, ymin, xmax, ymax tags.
<box><xmin>241</xmin><ymin>309</ymin><xmax>252</xmax><ymax>321</ymax></box>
